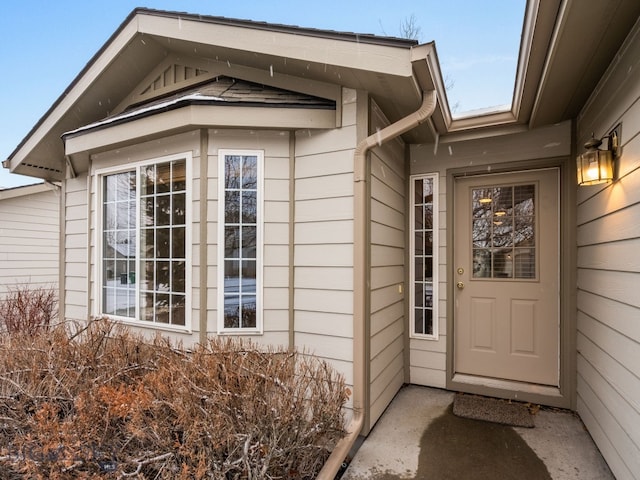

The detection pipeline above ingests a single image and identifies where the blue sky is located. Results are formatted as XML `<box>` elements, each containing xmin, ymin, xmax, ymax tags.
<box><xmin>0</xmin><ymin>0</ymin><xmax>525</xmax><ymax>188</ymax></box>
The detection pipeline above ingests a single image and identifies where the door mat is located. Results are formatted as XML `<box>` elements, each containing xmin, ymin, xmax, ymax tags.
<box><xmin>452</xmin><ymin>393</ymin><xmax>535</xmax><ymax>428</ymax></box>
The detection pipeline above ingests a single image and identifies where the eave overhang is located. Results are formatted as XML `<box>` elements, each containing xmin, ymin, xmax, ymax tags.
<box><xmin>5</xmin><ymin>8</ymin><xmax>423</xmax><ymax>181</ymax></box>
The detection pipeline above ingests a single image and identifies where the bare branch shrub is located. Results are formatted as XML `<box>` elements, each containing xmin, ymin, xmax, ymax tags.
<box><xmin>0</xmin><ymin>318</ymin><xmax>347</xmax><ymax>479</ymax></box>
<box><xmin>0</xmin><ymin>284</ymin><xmax>58</xmax><ymax>335</ymax></box>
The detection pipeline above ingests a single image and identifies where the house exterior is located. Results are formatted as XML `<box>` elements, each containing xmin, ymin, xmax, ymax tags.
<box><xmin>0</xmin><ymin>183</ymin><xmax>59</xmax><ymax>298</ymax></box>
<box><xmin>4</xmin><ymin>2</ymin><xmax>640</xmax><ymax>478</ymax></box>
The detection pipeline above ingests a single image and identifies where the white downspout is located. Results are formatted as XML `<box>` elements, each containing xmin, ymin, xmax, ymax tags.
<box><xmin>317</xmin><ymin>89</ymin><xmax>437</xmax><ymax>480</ymax></box>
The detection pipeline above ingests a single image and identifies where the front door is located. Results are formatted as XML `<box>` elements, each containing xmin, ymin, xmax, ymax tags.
<box><xmin>453</xmin><ymin>168</ymin><xmax>559</xmax><ymax>386</ymax></box>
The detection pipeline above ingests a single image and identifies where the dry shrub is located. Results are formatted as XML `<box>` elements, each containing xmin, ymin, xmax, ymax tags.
<box><xmin>0</xmin><ymin>319</ymin><xmax>347</xmax><ymax>479</ymax></box>
<box><xmin>0</xmin><ymin>284</ymin><xmax>58</xmax><ymax>335</ymax></box>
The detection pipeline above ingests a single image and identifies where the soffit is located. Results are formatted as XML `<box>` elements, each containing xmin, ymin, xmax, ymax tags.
<box><xmin>530</xmin><ymin>0</ymin><xmax>640</xmax><ymax>128</ymax></box>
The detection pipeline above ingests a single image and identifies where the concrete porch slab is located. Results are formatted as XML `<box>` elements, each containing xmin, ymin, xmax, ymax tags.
<box><xmin>342</xmin><ymin>385</ymin><xmax>614</xmax><ymax>480</ymax></box>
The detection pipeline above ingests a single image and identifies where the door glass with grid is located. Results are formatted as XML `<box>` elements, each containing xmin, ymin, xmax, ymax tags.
<box><xmin>471</xmin><ymin>184</ymin><xmax>536</xmax><ymax>280</ymax></box>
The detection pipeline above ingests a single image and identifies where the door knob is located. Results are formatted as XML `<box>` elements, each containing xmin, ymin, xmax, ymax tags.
<box><xmin>456</xmin><ymin>281</ymin><xmax>465</xmax><ymax>290</ymax></box>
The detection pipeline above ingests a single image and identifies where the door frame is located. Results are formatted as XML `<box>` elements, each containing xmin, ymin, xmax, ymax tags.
<box><xmin>446</xmin><ymin>157</ymin><xmax>576</xmax><ymax>409</ymax></box>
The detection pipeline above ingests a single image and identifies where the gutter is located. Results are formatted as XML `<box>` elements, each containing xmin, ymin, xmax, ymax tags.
<box><xmin>316</xmin><ymin>89</ymin><xmax>437</xmax><ymax>480</ymax></box>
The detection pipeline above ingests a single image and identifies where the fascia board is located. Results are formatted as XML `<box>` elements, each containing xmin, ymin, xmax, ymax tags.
<box><xmin>136</xmin><ymin>14</ymin><xmax>414</xmax><ymax>77</ymax></box>
<box><xmin>0</xmin><ymin>183</ymin><xmax>49</xmax><ymax>200</ymax></box>
<box><xmin>64</xmin><ymin>104</ymin><xmax>336</xmax><ymax>156</ymax></box>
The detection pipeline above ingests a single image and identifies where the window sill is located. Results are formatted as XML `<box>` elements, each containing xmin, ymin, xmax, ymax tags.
<box><xmin>102</xmin><ymin>315</ymin><xmax>193</xmax><ymax>335</ymax></box>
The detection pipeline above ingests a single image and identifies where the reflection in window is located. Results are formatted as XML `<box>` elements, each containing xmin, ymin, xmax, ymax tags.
<box><xmin>101</xmin><ymin>157</ymin><xmax>188</xmax><ymax>327</ymax></box>
<box><xmin>219</xmin><ymin>151</ymin><xmax>262</xmax><ymax>331</ymax></box>
<box><xmin>411</xmin><ymin>174</ymin><xmax>438</xmax><ymax>338</ymax></box>
<box><xmin>471</xmin><ymin>184</ymin><xmax>535</xmax><ymax>279</ymax></box>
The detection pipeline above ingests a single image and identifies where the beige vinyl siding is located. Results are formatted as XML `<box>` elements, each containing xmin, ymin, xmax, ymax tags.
<box><xmin>409</xmin><ymin>121</ymin><xmax>572</xmax><ymax>388</ymax></box>
<box><xmin>64</xmin><ymin>176</ymin><xmax>89</xmax><ymax>321</ymax></box>
<box><xmin>0</xmin><ymin>185</ymin><xmax>59</xmax><ymax>297</ymax></box>
<box><xmin>576</xmin><ymin>18</ymin><xmax>640</xmax><ymax>480</ymax></box>
<box><xmin>368</xmin><ymin>100</ymin><xmax>406</xmax><ymax>426</ymax></box>
<box><xmin>293</xmin><ymin>88</ymin><xmax>357</xmax><ymax>394</ymax></box>
<box><xmin>208</xmin><ymin>129</ymin><xmax>291</xmax><ymax>347</ymax></box>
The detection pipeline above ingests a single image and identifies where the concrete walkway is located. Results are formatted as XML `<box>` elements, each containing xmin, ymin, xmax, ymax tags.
<box><xmin>342</xmin><ymin>385</ymin><xmax>614</xmax><ymax>480</ymax></box>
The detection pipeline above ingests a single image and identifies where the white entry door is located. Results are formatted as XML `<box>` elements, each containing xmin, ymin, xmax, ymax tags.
<box><xmin>453</xmin><ymin>169</ymin><xmax>559</xmax><ymax>386</ymax></box>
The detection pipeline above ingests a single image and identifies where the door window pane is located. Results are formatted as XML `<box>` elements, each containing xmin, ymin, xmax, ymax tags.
<box><xmin>471</xmin><ymin>183</ymin><xmax>536</xmax><ymax>279</ymax></box>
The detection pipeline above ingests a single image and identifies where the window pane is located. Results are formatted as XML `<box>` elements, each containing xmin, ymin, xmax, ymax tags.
<box><xmin>142</xmin><ymin>229</ymin><xmax>154</xmax><ymax>258</ymax></box>
<box><xmin>225</xmin><ymin>156</ymin><xmax>240</xmax><ymax>189</ymax></box>
<box><xmin>172</xmin><ymin>227</ymin><xmax>186</xmax><ymax>259</ymax></box>
<box><xmin>155</xmin><ymin>196</ymin><xmax>171</xmax><ymax>226</ymax></box>
<box><xmin>242</xmin><ymin>226</ymin><xmax>257</xmax><ymax>258</ymax></box>
<box><xmin>141</xmin><ymin>292</ymin><xmax>154</xmax><ymax>322</ymax></box>
<box><xmin>225</xmin><ymin>226</ymin><xmax>240</xmax><ymax>258</ymax></box>
<box><xmin>242</xmin><ymin>156</ymin><xmax>258</xmax><ymax>189</ymax></box>
<box><xmin>156</xmin><ymin>261</ymin><xmax>170</xmax><ymax>291</ymax></box>
<box><xmin>424</xmin><ymin>232</ymin><xmax>433</xmax><ymax>256</ymax></box>
<box><xmin>225</xmin><ymin>260</ymin><xmax>240</xmax><ymax>293</ymax></box>
<box><xmin>156</xmin><ymin>163</ymin><xmax>171</xmax><ymax>194</ymax></box>
<box><xmin>141</xmin><ymin>198</ymin><xmax>154</xmax><ymax>226</ymax></box>
<box><xmin>142</xmin><ymin>165</ymin><xmax>155</xmax><ymax>196</ymax></box>
<box><xmin>172</xmin><ymin>261</ymin><xmax>185</xmax><ymax>293</ymax></box>
<box><xmin>414</xmin><ymin>309</ymin><xmax>424</xmax><ymax>334</ymax></box>
<box><xmin>242</xmin><ymin>260</ymin><xmax>257</xmax><ymax>293</ymax></box>
<box><xmin>225</xmin><ymin>191</ymin><xmax>240</xmax><ymax>223</ymax></box>
<box><xmin>172</xmin><ymin>161</ymin><xmax>187</xmax><ymax>192</ymax></box>
<box><xmin>242</xmin><ymin>191</ymin><xmax>257</xmax><ymax>223</ymax></box>
<box><xmin>156</xmin><ymin>228</ymin><xmax>170</xmax><ymax>258</ymax></box>
<box><xmin>415</xmin><ymin>258</ymin><xmax>424</xmax><ymax>282</ymax></box>
<box><xmin>224</xmin><ymin>296</ymin><xmax>240</xmax><ymax>328</ymax></box>
<box><xmin>172</xmin><ymin>192</ymin><xmax>186</xmax><ymax>225</ymax></box>
<box><xmin>241</xmin><ymin>296</ymin><xmax>257</xmax><ymax>328</ymax></box>
<box><xmin>415</xmin><ymin>232</ymin><xmax>423</xmax><ymax>256</ymax></box>
<box><xmin>171</xmin><ymin>294</ymin><xmax>186</xmax><ymax>326</ymax></box>
<box><xmin>156</xmin><ymin>293</ymin><xmax>170</xmax><ymax>323</ymax></box>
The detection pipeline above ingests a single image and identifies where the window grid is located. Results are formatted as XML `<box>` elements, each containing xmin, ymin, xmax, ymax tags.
<box><xmin>219</xmin><ymin>151</ymin><xmax>262</xmax><ymax>332</ymax></box>
<box><xmin>139</xmin><ymin>161</ymin><xmax>187</xmax><ymax>326</ymax></box>
<box><xmin>411</xmin><ymin>174</ymin><xmax>438</xmax><ymax>339</ymax></box>
<box><xmin>99</xmin><ymin>156</ymin><xmax>188</xmax><ymax>328</ymax></box>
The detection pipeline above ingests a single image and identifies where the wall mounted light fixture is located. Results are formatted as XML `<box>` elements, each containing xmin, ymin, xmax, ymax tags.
<box><xmin>577</xmin><ymin>125</ymin><xmax>620</xmax><ymax>186</ymax></box>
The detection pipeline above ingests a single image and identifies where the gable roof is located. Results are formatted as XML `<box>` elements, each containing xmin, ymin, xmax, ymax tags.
<box><xmin>4</xmin><ymin>8</ymin><xmax>427</xmax><ymax>181</ymax></box>
<box><xmin>5</xmin><ymin>2</ymin><xmax>640</xmax><ymax>181</ymax></box>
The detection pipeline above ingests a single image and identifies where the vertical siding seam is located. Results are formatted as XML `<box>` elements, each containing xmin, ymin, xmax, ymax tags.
<box><xmin>59</xmin><ymin>181</ymin><xmax>67</xmax><ymax>322</ymax></box>
<box><xmin>85</xmin><ymin>170</ymin><xmax>92</xmax><ymax>321</ymax></box>
<box><xmin>199</xmin><ymin>129</ymin><xmax>209</xmax><ymax>344</ymax></box>
<box><xmin>288</xmin><ymin>133</ymin><xmax>296</xmax><ymax>348</ymax></box>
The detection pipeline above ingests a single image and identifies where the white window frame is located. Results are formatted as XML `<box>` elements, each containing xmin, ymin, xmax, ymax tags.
<box><xmin>409</xmin><ymin>173</ymin><xmax>439</xmax><ymax>340</ymax></box>
<box><xmin>94</xmin><ymin>152</ymin><xmax>192</xmax><ymax>332</ymax></box>
<box><xmin>217</xmin><ymin>149</ymin><xmax>264</xmax><ymax>334</ymax></box>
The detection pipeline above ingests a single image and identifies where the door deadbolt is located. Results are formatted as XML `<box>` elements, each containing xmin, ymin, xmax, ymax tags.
<box><xmin>457</xmin><ymin>267</ymin><xmax>464</xmax><ymax>275</ymax></box>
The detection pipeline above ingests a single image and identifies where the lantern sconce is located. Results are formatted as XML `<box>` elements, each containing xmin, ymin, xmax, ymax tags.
<box><xmin>577</xmin><ymin>124</ymin><xmax>621</xmax><ymax>186</ymax></box>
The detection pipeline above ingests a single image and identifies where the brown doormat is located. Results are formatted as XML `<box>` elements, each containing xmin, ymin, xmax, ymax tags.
<box><xmin>453</xmin><ymin>393</ymin><xmax>535</xmax><ymax>428</ymax></box>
